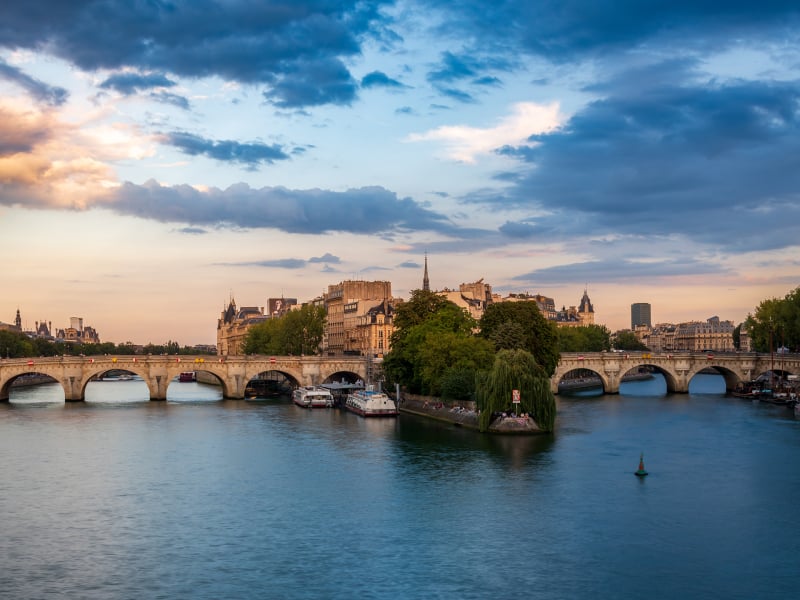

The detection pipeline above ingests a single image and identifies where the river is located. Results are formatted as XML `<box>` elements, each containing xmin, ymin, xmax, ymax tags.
<box><xmin>1</xmin><ymin>374</ymin><xmax>798</xmax><ymax>599</ymax></box>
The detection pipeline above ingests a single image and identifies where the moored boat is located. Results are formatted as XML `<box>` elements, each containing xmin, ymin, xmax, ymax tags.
<box><xmin>292</xmin><ymin>386</ymin><xmax>334</xmax><ymax>408</ymax></box>
<box><xmin>344</xmin><ymin>387</ymin><xmax>397</xmax><ymax>417</ymax></box>
<box><xmin>178</xmin><ymin>371</ymin><xmax>195</xmax><ymax>382</ymax></box>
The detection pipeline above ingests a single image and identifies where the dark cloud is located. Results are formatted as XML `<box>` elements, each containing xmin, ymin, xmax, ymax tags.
<box><xmin>111</xmin><ymin>180</ymin><xmax>456</xmax><ymax>235</ymax></box>
<box><xmin>0</xmin><ymin>106</ymin><xmax>54</xmax><ymax>155</ymax></box>
<box><xmin>397</xmin><ymin>261</ymin><xmax>421</xmax><ymax>269</ymax></box>
<box><xmin>150</xmin><ymin>91</ymin><xmax>190</xmax><ymax>110</ymax></box>
<box><xmin>175</xmin><ymin>227</ymin><xmax>207</xmax><ymax>235</ymax></box>
<box><xmin>0</xmin><ymin>61</ymin><xmax>68</xmax><ymax>106</ymax></box>
<box><xmin>99</xmin><ymin>71</ymin><xmax>176</xmax><ymax>94</ymax></box>
<box><xmin>421</xmin><ymin>1</ymin><xmax>800</xmax><ymax>62</ymax></box>
<box><xmin>427</xmin><ymin>52</ymin><xmax>477</xmax><ymax>83</ymax></box>
<box><xmin>308</xmin><ymin>253</ymin><xmax>340</xmax><ymax>264</ymax></box>
<box><xmin>436</xmin><ymin>87</ymin><xmax>475</xmax><ymax>103</ymax></box>
<box><xmin>161</xmin><ymin>131</ymin><xmax>289</xmax><ymax>166</ymax></box>
<box><xmin>513</xmin><ymin>257</ymin><xmax>729</xmax><ymax>285</ymax></box>
<box><xmin>240</xmin><ymin>258</ymin><xmax>307</xmax><ymax>269</ymax></box>
<box><xmin>0</xmin><ymin>1</ymin><xmax>391</xmax><ymax>109</ymax></box>
<box><xmin>361</xmin><ymin>70</ymin><xmax>405</xmax><ymax>89</ymax></box>
<box><xmin>492</xmin><ymin>67</ymin><xmax>800</xmax><ymax>253</ymax></box>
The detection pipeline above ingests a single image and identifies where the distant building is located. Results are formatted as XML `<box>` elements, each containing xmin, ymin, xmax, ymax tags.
<box><xmin>631</xmin><ymin>303</ymin><xmax>652</xmax><ymax>329</ymax></box>
<box><xmin>437</xmin><ymin>279</ymin><xmax>494</xmax><ymax>322</ymax></box>
<box><xmin>216</xmin><ymin>297</ymin><xmax>267</xmax><ymax>355</ymax></box>
<box><xmin>324</xmin><ymin>280</ymin><xmax>394</xmax><ymax>356</ymax></box>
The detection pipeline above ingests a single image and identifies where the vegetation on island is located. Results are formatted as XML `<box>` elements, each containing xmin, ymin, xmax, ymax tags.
<box><xmin>243</xmin><ymin>304</ymin><xmax>326</xmax><ymax>355</ymax></box>
<box><xmin>383</xmin><ymin>290</ymin><xmax>558</xmax><ymax>433</ymax></box>
<box><xmin>0</xmin><ymin>330</ymin><xmax>214</xmax><ymax>358</ymax></box>
<box><xmin>744</xmin><ymin>286</ymin><xmax>800</xmax><ymax>352</ymax></box>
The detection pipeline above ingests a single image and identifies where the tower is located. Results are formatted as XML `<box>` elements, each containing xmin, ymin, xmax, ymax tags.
<box><xmin>422</xmin><ymin>253</ymin><xmax>430</xmax><ymax>292</ymax></box>
<box><xmin>631</xmin><ymin>303</ymin><xmax>652</xmax><ymax>329</ymax></box>
<box><xmin>15</xmin><ymin>308</ymin><xmax>21</xmax><ymax>330</ymax></box>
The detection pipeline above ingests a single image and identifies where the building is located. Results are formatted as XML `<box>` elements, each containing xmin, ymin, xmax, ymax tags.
<box><xmin>323</xmin><ymin>280</ymin><xmax>394</xmax><ymax>356</ymax></box>
<box><xmin>437</xmin><ymin>279</ymin><xmax>494</xmax><ymax>322</ymax></box>
<box><xmin>631</xmin><ymin>303</ymin><xmax>652</xmax><ymax>329</ymax></box>
<box><xmin>216</xmin><ymin>298</ymin><xmax>267</xmax><ymax>355</ymax></box>
<box><xmin>56</xmin><ymin>317</ymin><xmax>101</xmax><ymax>344</ymax></box>
<box><xmin>674</xmin><ymin>316</ymin><xmax>735</xmax><ymax>352</ymax></box>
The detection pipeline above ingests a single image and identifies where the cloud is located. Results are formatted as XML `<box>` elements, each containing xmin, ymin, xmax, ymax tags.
<box><xmin>407</xmin><ymin>101</ymin><xmax>562</xmax><ymax>162</ymax></box>
<box><xmin>150</xmin><ymin>92</ymin><xmax>190</xmax><ymax>110</ymax></box>
<box><xmin>0</xmin><ymin>1</ymin><xmax>390</xmax><ymax>109</ymax></box>
<box><xmin>308</xmin><ymin>253</ymin><xmax>341</xmax><ymax>264</ymax></box>
<box><xmin>0</xmin><ymin>60</ymin><xmax>68</xmax><ymax>106</ymax></box>
<box><xmin>110</xmin><ymin>180</ymin><xmax>457</xmax><ymax>235</ymax></box>
<box><xmin>422</xmin><ymin>1</ymin><xmax>800</xmax><ymax>63</ymax></box>
<box><xmin>361</xmin><ymin>70</ymin><xmax>406</xmax><ymax>89</ymax></box>
<box><xmin>495</xmin><ymin>67</ymin><xmax>800</xmax><ymax>253</ymax></box>
<box><xmin>513</xmin><ymin>257</ymin><xmax>730</xmax><ymax>285</ymax></box>
<box><xmin>99</xmin><ymin>71</ymin><xmax>176</xmax><ymax>94</ymax></box>
<box><xmin>160</xmin><ymin>131</ymin><xmax>290</xmax><ymax>166</ymax></box>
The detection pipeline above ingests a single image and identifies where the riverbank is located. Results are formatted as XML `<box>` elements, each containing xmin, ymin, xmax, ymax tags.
<box><xmin>397</xmin><ymin>394</ymin><xmax>545</xmax><ymax>434</ymax></box>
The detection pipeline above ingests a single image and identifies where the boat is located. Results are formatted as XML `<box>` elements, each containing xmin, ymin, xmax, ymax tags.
<box><xmin>178</xmin><ymin>372</ymin><xmax>196</xmax><ymax>382</ymax></box>
<box><xmin>292</xmin><ymin>386</ymin><xmax>334</xmax><ymax>408</ymax></box>
<box><xmin>731</xmin><ymin>380</ymin><xmax>771</xmax><ymax>400</ymax></box>
<box><xmin>344</xmin><ymin>386</ymin><xmax>398</xmax><ymax>417</ymax></box>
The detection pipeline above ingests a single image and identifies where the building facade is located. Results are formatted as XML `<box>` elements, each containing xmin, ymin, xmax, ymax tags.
<box><xmin>631</xmin><ymin>303</ymin><xmax>652</xmax><ymax>329</ymax></box>
<box><xmin>216</xmin><ymin>298</ymin><xmax>267</xmax><ymax>355</ymax></box>
<box><xmin>324</xmin><ymin>280</ymin><xmax>394</xmax><ymax>356</ymax></box>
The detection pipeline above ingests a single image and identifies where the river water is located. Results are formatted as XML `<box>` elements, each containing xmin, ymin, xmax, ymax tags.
<box><xmin>1</xmin><ymin>374</ymin><xmax>798</xmax><ymax>599</ymax></box>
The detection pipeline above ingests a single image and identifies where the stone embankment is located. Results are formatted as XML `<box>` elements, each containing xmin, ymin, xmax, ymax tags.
<box><xmin>396</xmin><ymin>393</ymin><xmax>544</xmax><ymax>435</ymax></box>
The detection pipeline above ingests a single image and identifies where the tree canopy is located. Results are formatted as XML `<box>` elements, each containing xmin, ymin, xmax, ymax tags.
<box><xmin>478</xmin><ymin>302</ymin><xmax>560</xmax><ymax>376</ymax></box>
<box><xmin>612</xmin><ymin>330</ymin><xmax>648</xmax><ymax>351</ymax></box>
<box><xmin>557</xmin><ymin>324</ymin><xmax>611</xmax><ymax>352</ymax></box>
<box><xmin>383</xmin><ymin>290</ymin><xmax>486</xmax><ymax>395</ymax></box>
<box><xmin>745</xmin><ymin>287</ymin><xmax>800</xmax><ymax>352</ymax></box>
<box><xmin>244</xmin><ymin>304</ymin><xmax>326</xmax><ymax>355</ymax></box>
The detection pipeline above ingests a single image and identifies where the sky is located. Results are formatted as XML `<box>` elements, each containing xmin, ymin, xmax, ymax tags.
<box><xmin>2</xmin><ymin>1</ymin><xmax>799</xmax><ymax>346</ymax></box>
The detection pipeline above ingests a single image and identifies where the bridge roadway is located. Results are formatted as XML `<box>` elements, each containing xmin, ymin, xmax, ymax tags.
<box><xmin>1</xmin><ymin>352</ymin><xmax>797</xmax><ymax>402</ymax></box>
<box><xmin>0</xmin><ymin>355</ymin><xmax>368</xmax><ymax>402</ymax></box>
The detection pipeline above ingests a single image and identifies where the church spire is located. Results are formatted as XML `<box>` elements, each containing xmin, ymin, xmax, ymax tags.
<box><xmin>423</xmin><ymin>252</ymin><xmax>430</xmax><ymax>292</ymax></box>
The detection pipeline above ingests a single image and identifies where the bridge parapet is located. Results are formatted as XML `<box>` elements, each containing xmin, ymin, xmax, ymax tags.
<box><xmin>0</xmin><ymin>355</ymin><xmax>369</xmax><ymax>401</ymax></box>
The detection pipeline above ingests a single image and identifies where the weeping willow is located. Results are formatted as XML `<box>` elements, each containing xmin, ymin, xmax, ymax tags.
<box><xmin>476</xmin><ymin>349</ymin><xmax>556</xmax><ymax>432</ymax></box>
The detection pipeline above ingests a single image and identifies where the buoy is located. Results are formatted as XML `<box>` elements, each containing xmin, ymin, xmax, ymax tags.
<box><xmin>635</xmin><ymin>452</ymin><xmax>649</xmax><ymax>477</ymax></box>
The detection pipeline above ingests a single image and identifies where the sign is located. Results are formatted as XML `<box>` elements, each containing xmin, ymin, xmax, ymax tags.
<box><xmin>512</xmin><ymin>389</ymin><xmax>521</xmax><ymax>404</ymax></box>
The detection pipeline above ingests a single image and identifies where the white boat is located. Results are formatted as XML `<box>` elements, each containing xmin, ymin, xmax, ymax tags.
<box><xmin>344</xmin><ymin>387</ymin><xmax>397</xmax><ymax>417</ymax></box>
<box><xmin>292</xmin><ymin>386</ymin><xmax>334</xmax><ymax>408</ymax></box>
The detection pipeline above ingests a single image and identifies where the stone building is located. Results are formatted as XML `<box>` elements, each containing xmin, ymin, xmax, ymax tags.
<box><xmin>323</xmin><ymin>280</ymin><xmax>394</xmax><ymax>356</ymax></box>
<box><xmin>216</xmin><ymin>298</ymin><xmax>267</xmax><ymax>355</ymax></box>
<box><xmin>437</xmin><ymin>279</ymin><xmax>494</xmax><ymax>322</ymax></box>
<box><xmin>674</xmin><ymin>316</ymin><xmax>735</xmax><ymax>352</ymax></box>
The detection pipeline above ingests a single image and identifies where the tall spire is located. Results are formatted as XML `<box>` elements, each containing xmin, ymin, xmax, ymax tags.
<box><xmin>423</xmin><ymin>252</ymin><xmax>430</xmax><ymax>292</ymax></box>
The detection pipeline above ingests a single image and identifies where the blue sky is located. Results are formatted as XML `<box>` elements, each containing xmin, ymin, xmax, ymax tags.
<box><xmin>1</xmin><ymin>1</ymin><xmax>799</xmax><ymax>345</ymax></box>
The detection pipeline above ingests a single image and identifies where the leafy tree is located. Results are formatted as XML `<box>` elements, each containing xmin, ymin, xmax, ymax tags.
<box><xmin>475</xmin><ymin>349</ymin><xmax>556</xmax><ymax>432</ymax></box>
<box><xmin>439</xmin><ymin>366</ymin><xmax>477</xmax><ymax>401</ymax></box>
<box><xmin>613</xmin><ymin>330</ymin><xmax>648</xmax><ymax>351</ymax></box>
<box><xmin>243</xmin><ymin>304</ymin><xmax>326</xmax><ymax>355</ymax></box>
<box><xmin>557</xmin><ymin>324</ymin><xmax>611</xmax><ymax>352</ymax></box>
<box><xmin>0</xmin><ymin>330</ymin><xmax>34</xmax><ymax>358</ymax></box>
<box><xmin>479</xmin><ymin>302</ymin><xmax>560</xmax><ymax>376</ymax></box>
<box><xmin>383</xmin><ymin>295</ymin><xmax>480</xmax><ymax>394</ymax></box>
<box><xmin>417</xmin><ymin>332</ymin><xmax>495</xmax><ymax>396</ymax></box>
<box><xmin>745</xmin><ymin>287</ymin><xmax>800</xmax><ymax>352</ymax></box>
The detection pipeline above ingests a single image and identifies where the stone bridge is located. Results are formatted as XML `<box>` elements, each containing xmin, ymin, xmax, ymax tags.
<box><xmin>553</xmin><ymin>351</ymin><xmax>800</xmax><ymax>394</ymax></box>
<box><xmin>0</xmin><ymin>355</ymin><xmax>369</xmax><ymax>402</ymax></box>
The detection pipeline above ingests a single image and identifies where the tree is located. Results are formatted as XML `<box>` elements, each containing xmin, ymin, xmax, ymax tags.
<box><xmin>475</xmin><ymin>349</ymin><xmax>556</xmax><ymax>432</ymax></box>
<box><xmin>243</xmin><ymin>304</ymin><xmax>326</xmax><ymax>355</ymax></box>
<box><xmin>479</xmin><ymin>302</ymin><xmax>560</xmax><ymax>376</ymax></box>
<box><xmin>745</xmin><ymin>287</ymin><xmax>800</xmax><ymax>352</ymax></box>
<box><xmin>557</xmin><ymin>324</ymin><xmax>611</xmax><ymax>352</ymax></box>
<box><xmin>613</xmin><ymin>330</ymin><xmax>648</xmax><ymax>351</ymax></box>
<box><xmin>417</xmin><ymin>331</ymin><xmax>495</xmax><ymax>396</ymax></box>
<box><xmin>383</xmin><ymin>295</ymin><xmax>481</xmax><ymax>394</ymax></box>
